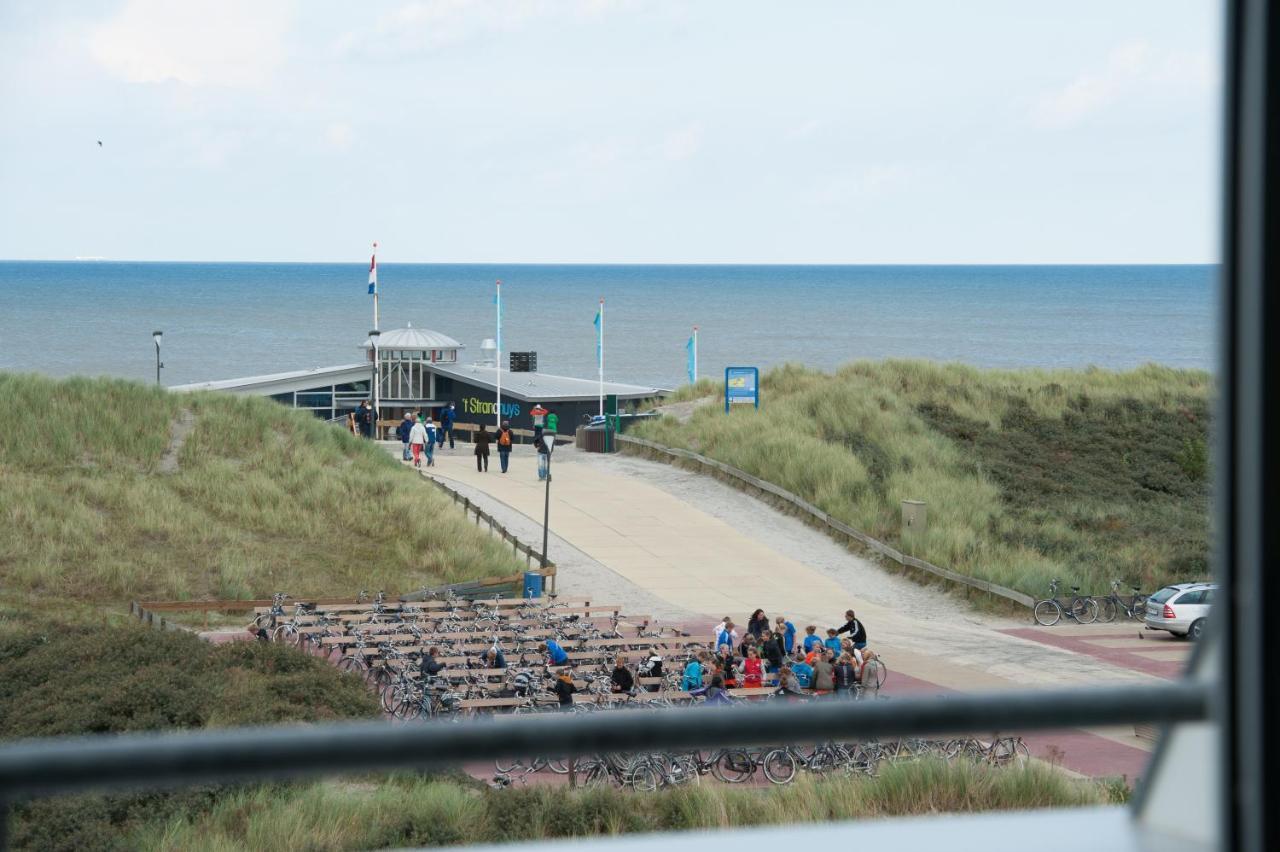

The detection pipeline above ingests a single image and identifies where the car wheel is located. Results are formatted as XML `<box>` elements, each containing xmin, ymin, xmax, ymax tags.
<box><xmin>1188</xmin><ymin>619</ymin><xmax>1206</xmax><ymax>641</ymax></box>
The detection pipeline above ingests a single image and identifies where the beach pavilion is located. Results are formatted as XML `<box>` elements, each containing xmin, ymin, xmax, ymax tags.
<box><xmin>171</xmin><ymin>325</ymin><xmax>665</xmax><ymax>435</ymax></box>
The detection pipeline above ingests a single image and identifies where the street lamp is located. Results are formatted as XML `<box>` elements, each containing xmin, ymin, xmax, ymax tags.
<box><xmin>152</xmin><ymin>331</ymin><xmax>163</xmax><ymax>386</ymax></box>
<box><xmin>368</xmin><ymin>329</ymin><xmax>381</xmax><ymax>439</ymax></box>
<box><xmin>540</xmin><ymin>433</ymin><xmax>555</xmax><ymax>569</ymax></box>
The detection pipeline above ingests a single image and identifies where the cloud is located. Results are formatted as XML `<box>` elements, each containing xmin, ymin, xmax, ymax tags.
<box><xmin>88</xmin><ymin>0</ymin><xmax>295</xmax><ymax>87</ymax></box>
<box><xmin>662</xmin><ymin>124</ymin><xmax>703</xmax><ymax>161</ymax></box>
<box><xmin>336</xmin><ymin>0</ymin><xmax>638</xmax><ymax>57</ymax></box>
<box><xmin>1031</xmin><ymin>40</ymin><xmax>1216</xmax><ymax>129</ymax></box>
<box><xmin>325</xmin><ymin>122</ymin><xmax>354</xmax><ymax>151</ymax></box>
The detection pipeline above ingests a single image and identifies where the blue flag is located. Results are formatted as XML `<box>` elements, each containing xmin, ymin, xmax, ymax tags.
<box><xmin>593</xmin><ymin>307</ymin><xmax>601</xmax><ymax>365</ymax></box>
<box><xmin>686</xmin><ymin>335</ymin><xmax>696</xmax><ymax>384</ymax></box>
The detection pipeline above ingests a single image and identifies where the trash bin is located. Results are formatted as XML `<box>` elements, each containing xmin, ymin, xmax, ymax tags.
<box><xmin>522</xmin><ymin>571</ymin><xmax>544</xmax><ymax>599</ymax></box>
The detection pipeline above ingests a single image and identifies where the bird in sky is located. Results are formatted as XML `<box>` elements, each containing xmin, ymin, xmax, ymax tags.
<box><xmin>96</xmin><ymin>140</ymin><xmax>102</xmax><ymax>147</ymax></box>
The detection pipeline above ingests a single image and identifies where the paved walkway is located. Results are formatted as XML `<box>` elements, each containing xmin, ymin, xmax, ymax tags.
<box><xmin>406</xmin><ymin>444</ymin><xmax>1178</xmax><ymax>778</ymax></box>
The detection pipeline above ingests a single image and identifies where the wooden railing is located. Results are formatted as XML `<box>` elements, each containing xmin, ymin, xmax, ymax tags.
<box><xmin>421</xmin><ymin>475</ymin><xmax>558</xmax><ymax>593</ymax></box>
<box><xmin>616</xmin><ymin>433</ymin><xmax>1034</xmax><ymax>609</ymax></box>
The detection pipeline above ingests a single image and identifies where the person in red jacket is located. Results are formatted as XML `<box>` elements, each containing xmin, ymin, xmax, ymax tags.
<box><xmin>530</xmin><ymin>403</ymin><xmax>548</xmax><ymax>441</ymax></box>
<box><xmin>742</xmin><ymin>646</ymin><xmax>763</xmax><ymax>688</ymax></box>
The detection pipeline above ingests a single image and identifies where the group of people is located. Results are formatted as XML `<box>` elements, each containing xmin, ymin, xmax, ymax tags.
<box><xmin>391</xmin><ymin>402</ymin><xmax>561</xmax><ymax>478</ymax></box>
<box><xmin>683</xmin><ymin>608</ymin><xmax>873</xmax><ymax>703</ymax></box>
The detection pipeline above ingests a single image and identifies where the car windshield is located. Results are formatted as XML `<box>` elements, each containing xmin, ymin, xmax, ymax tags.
<box><xmin>1149</xmin><ymin>587</ymin><xmax>1181</xmax><ymax>604</ymax></box>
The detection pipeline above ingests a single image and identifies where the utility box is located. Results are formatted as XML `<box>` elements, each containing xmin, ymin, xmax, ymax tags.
<box><xmin>901</xmin><ymin>500</ymin><xmax>927</xmax><ymax>535</ymax></box>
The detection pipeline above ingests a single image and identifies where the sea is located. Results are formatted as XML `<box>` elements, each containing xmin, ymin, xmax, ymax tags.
<box><xmin>0</xmin><ymin>263</ymin><xmax>1215</xmax><ymax>389</ymax></box>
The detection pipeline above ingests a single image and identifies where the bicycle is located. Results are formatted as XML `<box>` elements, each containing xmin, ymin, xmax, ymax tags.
<box><xmin>946</xmin><ymin>734</ymin><xmax>1031</xmax><ymax>767</ymax></box>
<box><xmin>760</xmin><ymin>741</ymin><xmax>853</xmax><ymax>784</ymax></box>
<box><xmin>1096</xmin><ymin>580</ymin><xmax>1148</xmax><ymax>623</ymax></box>
<box><xmin>1033</xmin><ymin>579</ymin><xmax>1099</xmax><ymax>626</ymax></box>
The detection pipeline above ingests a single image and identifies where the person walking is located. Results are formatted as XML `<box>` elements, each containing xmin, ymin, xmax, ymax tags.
<box><xmin>357</xmin><ymin>400</ymin><xmax>375</xmax><ymax>438</ymax></box>
<box><xmin>397</xmin><ymin>412</ymin><xmax>415</xmax><ymax>460</ymax></box>
<box><xmin>409</xmin><ymin>416</ymin><xmax>429</xmax><ymax>468</ymax></box>
<box><xmin>474</xmin><ymin>424</ymin><xmax>491</xmax><ymax>472</ymax></box>
<box><xmin>530</xmin><ymin>403</ymin><xmax>548</xmax><ymax>442</ymax></box>
<box><xmin>439</xmin><ymin>402</ymin><xmax>457</xmax><ymax>449</ymax></box>
<box><xmin>536</xmin><ymin>430</ymin><xmax>550</xmax><ymax>481</ymax></box>
<box><xmin>423</xmin><ymin>421</ymin><xmax>437</xmax><ymax>467</ymax></box>
<box><xmin>746</xmin><ymin>609</ymin><xmax>769</xmax><ymax>639</ymax></box>
<box><xmin>496</xmin><ymin>420</ymin><xmax>514</xmax><ymax>473</ymax></box>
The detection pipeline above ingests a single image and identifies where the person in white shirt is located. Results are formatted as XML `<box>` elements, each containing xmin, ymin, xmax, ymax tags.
<box><xmin>409</xmin><ymin>417</ymin><xmax>429</xmax><ymax>468</ymax></box>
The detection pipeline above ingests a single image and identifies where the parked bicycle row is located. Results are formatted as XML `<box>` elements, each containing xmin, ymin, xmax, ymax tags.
<box><xmin>493</xmin><ymin>734</ymin><xmax>1030</xmax><ymax>791</ymax></box>
<box><xmin>1032</xmin><ymin>579</ymin><xmax>1150</xmax><ymax>626</ymax></box>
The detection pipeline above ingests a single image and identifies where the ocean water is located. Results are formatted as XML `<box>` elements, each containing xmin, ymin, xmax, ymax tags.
<box><xmin>0</xmin><ymin>263</ymin><xmax>1215</xmax><ymax>388</ymax></box>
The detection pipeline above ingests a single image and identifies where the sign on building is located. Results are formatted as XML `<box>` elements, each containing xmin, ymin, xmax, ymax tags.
<box><xmin>724</xmin><ymin>366</ymin><xmax>760</xmax><ymax>411</ymax></box>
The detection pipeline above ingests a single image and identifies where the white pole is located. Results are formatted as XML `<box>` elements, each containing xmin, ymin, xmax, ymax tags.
<box><xmin>598</xmin><ymin>297</ymin><xmax>605</xmax><ymax>417</ymax></box>
<box><xmin>495</xmin><ymin>279</ymin><xmax>502</xmax><ymax>430</ymax></box>
<box><xmin>372</xmin><ymin>242</ymin><xmax>380</xmax><ymax>332</ymax></box>
<box><xmin>693</xmin><ymin>325</ymin><xmax>698</xmax><ymax>383</ymax></box>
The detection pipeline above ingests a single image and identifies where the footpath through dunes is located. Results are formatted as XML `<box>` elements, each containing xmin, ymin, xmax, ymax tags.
<box><xmin>416</xmin><ymin>443</ymin><xmax>1186</xmax><ymax>779</ymax></box>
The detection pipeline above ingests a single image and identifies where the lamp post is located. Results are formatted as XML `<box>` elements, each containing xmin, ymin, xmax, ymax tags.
<box><xmin>152</xmin><ymin>331</ymin><xmax>163</xmax><ymax>386</ymax></box>
<box><xmin>369</xmin><ymin>329</ymin><xmax>381</xmax><ymax>439</ymax></box>
<box><xmin>540</xmin><ymin>434</ymin><xmax>555</xmax><ymax>569</ymax></box>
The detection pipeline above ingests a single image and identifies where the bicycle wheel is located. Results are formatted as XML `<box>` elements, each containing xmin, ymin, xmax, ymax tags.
<box><xmin>990</xmin><ymin>737</ymin><xmax>1028</xmax><ymax>767</ymax></box>
<box><xmin>336</xmin><ymin>655</ymin><xmax>367</xmax><ymax>675</ymax></box>
<box><xmin>712</xmin><ymin>750</ymin><xmax>756</xmax><ymax>783</ymax></box>
<box><xmin>1097</xmin><ymin>597</ymin><xmax>1118</xmax><ymax>623</ymax></box>
<box><xmin>1033</xmin><ymin>600</ymin><xmax>1062</xmax><ymax>627</ymax></box>
<box><xmin>862</xmin><ymin>659</ymin><xmax>887</xmax><ymax>691</ymax></box>
<box><xmin>762</xmin><ymin>749</ymin><xmax>797</xmax><ymax>785</ymax></box>
<box><xmin>1071</xmin><ymin>597</ymin><xmax>1098</xmax><ymax>624</ymax></box>
<box><xmin>495</xmin><ymin>756</ymin><xmax>526</xmax><ymax>774</ymax></box>
<box><xmin>1130</xmin><ymin>595</ymin><xmax>1147</xmax><ymax>618</ymax></box>
<box><xmin>545</xmin><ymin>757</ymin><xmax>571</xmax><ymax>774</ymax></box>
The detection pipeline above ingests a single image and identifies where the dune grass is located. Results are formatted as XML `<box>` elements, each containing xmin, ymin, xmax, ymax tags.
<box><xmin>634</xmin><ymin>360</ymin><xmax>1212</xmax><ymax>598</ymax></box>
<box><xmin>126</xmin><ymin>760</ymin><xmax>1121</xmax><ymax>852</ymax></box>
<box><xmin>0</xmin><ymin>373</ymin><xmax>526</xmax><ymax>604</ymax></box>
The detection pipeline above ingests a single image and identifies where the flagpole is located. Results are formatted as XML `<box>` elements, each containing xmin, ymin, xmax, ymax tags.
<box><xmin>598</xmin><ymin>297</ymin><xmax>605</xmax><ymax>417</ymax></box>
<box><xmin>495</xmin><ymin>280</ymin><xmax>502</xmax><ymax>430</ymax></box>
<box><xmin>372</xmin><ymin>242</ymin><xmax>380</xmax><ymax>332</ymax></box>
<box><xmin>693</xmin><ymin>325</ymin><xmax>698</xmax><ymax>383</ymax></box>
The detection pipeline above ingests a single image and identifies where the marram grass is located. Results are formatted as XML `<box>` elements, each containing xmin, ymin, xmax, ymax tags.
<box><xmin>0</xmin><ymin>372</ymin><xmax>526</xmax><ymax>604</ymax></box>
<box><xmin>126</xmin><ymin>760</ymin><xmax>1122</xmax><ymax>852</ymax></box>
<box><xmin>634</xmin><ymin>360</ymin><xmax>1211</xmax><ymax>599</ymax></box>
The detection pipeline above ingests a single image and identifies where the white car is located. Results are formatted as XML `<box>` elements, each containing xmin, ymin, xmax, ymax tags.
<box><xmin>1144</xmin><ymin>582</ymin><xmax>1215</xmax><ymax>640</ymax></box>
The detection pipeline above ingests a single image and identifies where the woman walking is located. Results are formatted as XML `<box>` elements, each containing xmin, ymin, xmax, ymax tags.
<box><xmin>474</xmin><ymin>424</ymin><xmax>491</xmax><ymax>472</ymax></box>
<box><xmin>746</xmin><ymin>609</ymin><xmax>769</xmax><ymax>638</ymax></box>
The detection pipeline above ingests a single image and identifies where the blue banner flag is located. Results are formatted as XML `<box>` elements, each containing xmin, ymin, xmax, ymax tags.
<box><xmin>686</xmin><ymin>335</ymin><xmax>696</xmax><ymax>384</ymax></box>
<box><xmin>593</xmin><ymin>307</ymin><xmax>602</xmax><ymax>364</ymax></box>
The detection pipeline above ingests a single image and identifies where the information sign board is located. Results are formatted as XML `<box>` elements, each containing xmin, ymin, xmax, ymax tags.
<box><xmin>724</xmin><ymin>366</ymin><xmax>760</xmax><ymax>412</ymax></box>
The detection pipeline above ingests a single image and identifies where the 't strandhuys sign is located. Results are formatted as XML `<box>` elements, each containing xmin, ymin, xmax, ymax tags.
<box><xmin>462</xmin><ymin>396</ymin><xmax>522</xmax><ymax>418</ymax></box>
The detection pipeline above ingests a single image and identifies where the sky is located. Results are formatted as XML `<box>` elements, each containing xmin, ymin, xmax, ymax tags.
<box><xmin>0</xmin><ymin>1</ymin><xmax>1221</xmax><ymax>264</ymax></box>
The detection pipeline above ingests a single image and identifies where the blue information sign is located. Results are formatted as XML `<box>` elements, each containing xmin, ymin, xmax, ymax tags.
<box><xmin>724</xmin><ymin>366</ymin><xmax>760</xmax><ymax>412</ymax></box>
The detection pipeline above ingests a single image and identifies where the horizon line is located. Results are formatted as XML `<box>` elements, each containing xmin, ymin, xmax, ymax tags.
<box><xmin>0</xmin><ymin>258</ymin><xmax>1220</xmax><ymax>267</ymax></box>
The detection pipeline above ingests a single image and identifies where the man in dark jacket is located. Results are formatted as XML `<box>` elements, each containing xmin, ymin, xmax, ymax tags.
<box><xmin>439</xmin><ymin>402</ymin><xmax>457</xmax><ymax>448</ymax></box>
<box><xmin>396</xmin><ymin>413</ymin><xmax>414</xmax><ymax>460</ymax></box>
<box><xmin>357</xmin><ymin>401</ymin><xmax>375</xmax><ymax>438</ymax></box>
<box><xmin>420</xmin><ymin>646</ymin><xmax>446</xmax><ymax>679</ymax></box>
<box><xmin>835</xmin><ymin>609</ymin><xmax>868</xmax><ymax>649</ymax></box>
<box><xmin>759</xmin><ymin>629</ymin><xmax>786</xmax><ymax>673</ymax></box>
<box><xmin>610</xmin><ymin>657</ymin><xmax>635</xmax><ymax>693</ymax></box>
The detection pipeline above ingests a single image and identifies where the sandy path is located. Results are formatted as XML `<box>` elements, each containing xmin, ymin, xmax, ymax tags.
<box><xmin>410</xmin><ymin>444</ymin><xmax>1164</xmax><ymax>696</ymax></box>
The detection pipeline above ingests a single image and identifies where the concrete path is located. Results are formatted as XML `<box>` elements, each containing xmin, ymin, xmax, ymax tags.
<box><xmin>407</xmin><ymin>443</ymin><xmax>1179</xmax><ymax>777</ymax></box>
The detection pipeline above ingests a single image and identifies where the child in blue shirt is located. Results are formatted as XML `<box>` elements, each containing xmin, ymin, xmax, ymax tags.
<box><xmin>541</xmin><ymin>640</ymin><xmax>569</xmax><ymax>666</ymax></box>
<box><xmin>681</xmin><ymin>654</ymin><xmax>706</xmax><ymax>691</ymax></box>
<box><xmin>791</xmin><ymin>653</ymin><xmax>814</xmax><ymax>688</ymax></box>
<box><xmin>775</xmin><ymin>617</ymin><xmax>797</xmax><ymax>654</ymax></box>
<box><xmin>802</xmin><ymin>625</ymin><xmax>823</xmax><ymax>653</ymax></box>
<box><xmin>823</xmin><ymin>629</ymin><xmax>843</xmax><ymax>658</ymax></box>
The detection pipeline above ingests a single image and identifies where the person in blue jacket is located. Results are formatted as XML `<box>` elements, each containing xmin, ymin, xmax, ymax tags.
<box><xmin>396</xmin><ymin>412</ymin><xmax>414</xmax><ymax>460</ymax></box>
<box><xmin>774</xmin><ymin>616</ymin><xmax>796</xmax><ymax>654</ymax></box>
<box><xmin>681</xmin><ymin>652</ymin><xmax>707</xmax><ymax>691</ymax></box>
<box><xmin>802</xmin><ymin>625</ymin><xmax>823</xmax><ymax>653</ymax></box>
<box><xmin>439</xmin><ymin>402</ymin><xmax>457</xmax><ymax>449</ymax></box>
<box><xmin>540</xmin><ymin>640</ymin><xmax>569</xmax><ymax>666</ymax></box>
<box><xmin>790</xmin><ymin>651</ymin><xmax>814</xmax><ymax>688</ymax></box>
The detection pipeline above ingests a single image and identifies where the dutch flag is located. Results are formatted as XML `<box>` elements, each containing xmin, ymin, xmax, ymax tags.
<box><xmin>367</xmin><ymin>248</ymin><xmax>378</xmax><ymax>295</ymax></box>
